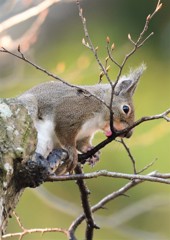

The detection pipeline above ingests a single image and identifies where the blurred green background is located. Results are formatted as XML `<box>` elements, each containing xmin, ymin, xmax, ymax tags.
<box><xmin>1</xmin><ymin>0</ymin><xmax>170</xmax><ymax>239</ymax></box>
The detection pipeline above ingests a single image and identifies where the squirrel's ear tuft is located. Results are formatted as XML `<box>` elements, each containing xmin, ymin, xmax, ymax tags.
<box><xmin>114</xmin><ymin>63</ymin><xmax>146</xmax><ymax>96</ymax></box>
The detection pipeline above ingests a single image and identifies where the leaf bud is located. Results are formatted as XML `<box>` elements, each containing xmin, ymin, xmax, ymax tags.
<box><xmin>106</xmin><ymin>36</ymin><xmax>110</xmax><ymax>44</ymax></box>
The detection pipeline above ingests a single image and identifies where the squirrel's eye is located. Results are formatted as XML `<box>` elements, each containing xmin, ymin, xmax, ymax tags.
<box><xmin>122</xmin><ymin>105</ymin><xmax>130</xmax><ymax>114</ymax></box>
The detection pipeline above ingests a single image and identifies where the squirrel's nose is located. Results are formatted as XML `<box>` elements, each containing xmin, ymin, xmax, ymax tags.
<box><xmin>116</xmin><ymin>129</ymin><xmax>133</xmax><ymax>138</ymax></box>
<box><xmin>124</xmin><ymin>130</ymin><xmax>133</xmax><ymax>138</ymax></box>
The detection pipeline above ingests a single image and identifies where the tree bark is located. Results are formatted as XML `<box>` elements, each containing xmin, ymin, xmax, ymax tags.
<box><xmin>0</xmin><ymin>98</ymin><xmax>37</xmax><ymax>237</ymax></box>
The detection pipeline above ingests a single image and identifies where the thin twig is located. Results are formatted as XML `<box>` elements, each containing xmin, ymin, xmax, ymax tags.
<box><xmin>106</xmin><ymin>41</ymin><xmax>121</xmax><ymax>68</ymax></box>
<box><xmin>2</xmin><ymin>228</ymin><xmax>69</xmax><ymax>239</ymax></box>
<box><xmin>0</xmin><ymin>47</ymin><xmax>72</xmax><ymax>85</ymax></box>
<box><xmin>136</xmin><ymin>0</ymin><xmax>162</xmax><ymax>45</ymax></box>
<box><xmin>2</xmin><ymin>211</ymin><xmax>69</xmax><ymax>240</ymax></box>
<box><xmin>120</xmin><ymin>139</ymin><xmax>137</xmax><ymax>174</ymax></box>
<box><xmin>0</xmin><ymin>47</ymin><xmax>110</xmax><ymax>111</ymax></box>
<box><xmin>2</xmin><ymin>212</ymin><xmax>69</xmax><ymax>240</ymax></box>
<box><xmin>137</xmin><ymin>158</ymin><xmax>158</xmax><ymax>174</ymax></box>
<box><xmin>76</xmin><ymin>0</ymin><xmax>112</xmax><ymax>86</ymax></box>
<box><xmin>13</xmin><ymin>212</ymin><xmax>25</xmax><ymax>231</ymax></box>
<box><xmin>112</xmin><ymin>0</ymin><xmax>162</xmax><ymax>87</ymax></box>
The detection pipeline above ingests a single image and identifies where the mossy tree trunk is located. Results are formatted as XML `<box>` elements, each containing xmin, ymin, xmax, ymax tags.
<box><xmin>0</xmin><ymin>98</ymin><xmax>37</xmax><ymax>237</ymax></box>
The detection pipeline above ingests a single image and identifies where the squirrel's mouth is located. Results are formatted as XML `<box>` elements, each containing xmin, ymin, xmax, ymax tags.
<box><xmin>104</xmin><ymin>129</ymin><xmax>132</xmax><ymax>138</ymax></box>
<box><xmin>104</xmin><ymin>129</ymin><xmax>113</xmax><ymax>137</ymax></box>
<box><xmin>103</xmin><ymin>121</ymin><xmax>133</xmax><ymax>138</ymax></box>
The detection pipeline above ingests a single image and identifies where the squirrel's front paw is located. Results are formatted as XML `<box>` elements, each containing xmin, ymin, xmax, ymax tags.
<box><xmin>86</xmin><ymin>147</ymin><xmax>101</xmax><ymax>167</ymax></box>
<box><xmin>47</xmin><ymin>149</ymin><xmax>68</xmax><ymax>173</ymax></box>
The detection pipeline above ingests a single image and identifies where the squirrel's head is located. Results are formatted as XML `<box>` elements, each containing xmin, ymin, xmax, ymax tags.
<box><xmin>104</xmin><ymin>64</ymin><xmax>146</xmax><ymax>138</ymax></box>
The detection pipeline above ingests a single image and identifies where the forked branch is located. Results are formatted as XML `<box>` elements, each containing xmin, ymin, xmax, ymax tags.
<box><xmin>76</xmin><ymin>0</ymin><xmax>163</xmax><ymax>135</ymax></box>
<box><xmin>78</xmin><ymin>108</ymin><xmax>170</xmax><ymax>162</ymax></box>
<box><xmin>2</xmin><ymin>212</ymin><xmax>69</xmax><ymax>240</ymax></box>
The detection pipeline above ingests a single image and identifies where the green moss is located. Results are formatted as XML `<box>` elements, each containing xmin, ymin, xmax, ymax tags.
<box><xmin>21</xmin><ymin>115</ymin><xmax>36</xmax><ymax>147</ymax></box>
<box><xmin>0</xmin><ymin>117</ymin><xmax>7</xmax><ymax>142</ymax></box>
<box><xmin>22</xmin><ymin>119</ymin><xmax>31</xmax><ymax>146</ymax></box>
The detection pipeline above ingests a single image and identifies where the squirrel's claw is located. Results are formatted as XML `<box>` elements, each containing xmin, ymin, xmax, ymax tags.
<box><xmin>87</xmin><ymin>152</ymin><xmax>100</xmax><ymax>167</ymax></box>
<box><xmin>85</xmin><ymin>146</ymin><xmax>101</xmax><ymax>167</ymax></box>
<box><xmin>47</xmin><ymin>149</ymin><xmax>69</xmax><ymax>173</ymax></box>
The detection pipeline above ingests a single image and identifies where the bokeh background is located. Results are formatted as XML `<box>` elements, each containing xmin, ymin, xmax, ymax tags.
<box><xmin>1</xmin><ymin>0</ymin><xmax>170</xmax><ymax>239</ymax></box>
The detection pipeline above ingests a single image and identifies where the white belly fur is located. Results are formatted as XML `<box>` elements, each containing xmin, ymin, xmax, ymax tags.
<box><xmin>34</xmin><ymin>119</ymin><xmax>58</xmax><ymax>158</ymax></box>
<box><xmin>76</xmin><ymin>114</ymin><xmax>105</xmax><ymax>141</ymax></box>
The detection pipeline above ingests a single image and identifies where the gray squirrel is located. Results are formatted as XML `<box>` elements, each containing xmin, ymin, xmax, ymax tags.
<box><xmin>17</xmin><ymin>64</ymin><xmax>146</xmax><ymax>173</ymax></box>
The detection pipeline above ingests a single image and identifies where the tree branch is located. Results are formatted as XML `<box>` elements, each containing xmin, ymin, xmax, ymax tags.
<box><xmin>119</xmin><ymin>139</ymin><xmax>137</xmax><ymax>174</ymax></box>
<box><xmin>2</xmin><ymin>212</ymin><xmax>70</xmax><ymax>239</ymax></box>
<box><xmin>72</xmin><ymin>165</ymin><xmax>99</xmax><ymax>240</ymax></box>
<box><xmin>67</xmin><ymin>179</ymin><xmax>140</xmax><ymax>235</ymax></box>
<box><xmin>47</xmin><ymin>170</ymin><xmax>170</xmax><ymax>185</ymax></box>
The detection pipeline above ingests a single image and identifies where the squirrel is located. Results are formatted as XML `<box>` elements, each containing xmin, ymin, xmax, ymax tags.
<box><xmin>17</xmin><ymin>64</ymin><xmax>146</xmax><ymax>173</ymax></box>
